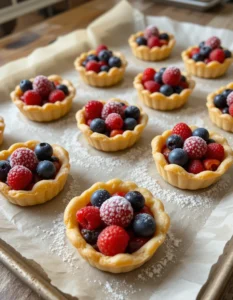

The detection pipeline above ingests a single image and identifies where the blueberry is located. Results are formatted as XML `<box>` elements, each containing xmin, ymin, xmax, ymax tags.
<box><xmin>35</xmin><ymin>143</ymin><xmax>53</xmax><ymax>160</ymax></box>
<box><xmin>181</xmin><ymin>75</ymin><xmax>186</xmax><ymax>82</ymax></box>
<box><xmin>159</xmin><ymin>33</ymin><xmax>169</xmax><ymax>41</ymax></box>
<box><xmin>108</xmin><ymin>56</ymin><xmax>122</xmax><ymax>68</ymax></box>
<box><xmin>36</xmin><ymin>160</ymin><xmax>56</xmax><ymax>179</ymax></box>
<box><xmin>199</xmin><ymin>46</ymin><xmax>212</xmax><ymax>58</ymax></box>
<box><xmin>98</xmin><ymin>50</ymin><xmax>112</xmax><ymax>62</ymax></box>
<box><xmin>57</xmin><ymin>84</ymin><xmax>69</xmax><ymax>95</ymax></box>
<box><xmin>82</xmin><ymin>60</ymin><xmax>87</xmax><ymax>67</ymax></box>
<box><xmin>100</xmin><ymin>65</ymin><xmax>110</xmax><ymax>72</ymax></box>
<box><xmin>173</xmin><ymin>86</ymin><xmax>183</xmax><ymax>94</ymax></box>
<box><xmin>166</xmin><ymin>134</ymin><xmax>183</xmax><ymax>150</ymax></box>
<box><xmin>207</xmin><ymin>139</ymin><xmax>216</xmax><ymax>144</ymax></box>
<box><xmin>136</xmin><ymin>36</ymin><xmax>147</xmax><ymax>46</ymax></box>
<box><xmin>154</xmin><ymin>72</ymin><xmax>163</xmax><ymax>84</ymax></box>
<box><xmin>222</xmin><ymin>107</ymin><xmax>229</xmax><ymax>114</ymax></box>
<box><xmin>0</xmin><ymin>160</ymin><xmax>11</xmax><ymax>181</ymax></box>
<box><xmin>123</xmin><ymin>118</ymin><xmax>137</xmax><ymax>130</ymax></box>
<box><xmin>224</xmin><ymin>50</ymin><xmax>232</xmax><ymax>59</ymax></box>
<box><xmin>159</xmin><ymin>67</ymin><xmax>166</xmax><ymax>75</ymax></box>
<box><xmin>132</xmin><ymin>213</ymin><xmax>156</xmax><ymax>237</ymax></box>
<box><xmin>192</xmin><ymin>128</ymin><xmax>209</xmax><ymax>141</ymax></box>
<box><xmin>222</xmin><ymin>89</ymin><xmax>233</xmax><ymax>98</ymax></box>
<box><xmin>168</xmin><ymin>149</ymin><xmax>189</xmax><ymax>166</ymax></box>
<box><xmin>124</xmin><ymin>106</ymin><xmax>140</xmax><ymax>120</ymax></box>
<box><xmin>125</xmin><ymin>191</ymin><xmax>145</xmax><ymax>211</ymax></box>
<box><xmin>81</xmin><ymin>229</ymin><xmax>101</xmax><ymax>245</ymax></box>
<box><xmin>90</xmin><ymin>118</ymin><xmax>106</xmax><ymax>133</ymax></box>
<box><xmin>214</xmin><ymin>94</ymin><xmax>227</xmax><ymax>108</ymax></box>
<box><xmin>20</xmin><ymin>80</ymin><xmax>33</xmax><ymax>92</ymax></box>
<box><xmin>50</xmin><ymin>156</ymin><xmax>59</xmax><ymax>162</ymax></box>
<box><xmin>160</xmin><ymin>85</ymin><xmax>173</xmax><ymax>96</ymax></box>
<box><xmin>86</xmin><ymin>54</ymin><xmax>99</xmax><ymax>62</ymax></box>
<box><xmin>199</xmin><ymin>41</ymin><xmax>205</xmax><ymax>48</ymax></box>
<box><xmin>192</xmin><ymin>53</ymin><xmax>204</xmax><ymax>62</ymax></box>
<box><xmin>91</xmin><ymin>189</ymin><xmax>111</xmax><ymax>207</ymax></box>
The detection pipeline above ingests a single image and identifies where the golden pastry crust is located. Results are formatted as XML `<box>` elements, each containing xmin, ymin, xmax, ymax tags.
<box><xmin>10</xmin><ymin>75</ymin><xmax>76</xmax><ymax>122</ymax></box>
<box><xmin>0</xmin><ymin>117</ymin><xmax>5</xmax><ymax>145</ymax></box>
<box><xmin>64</xmin><ymin>178</ymin><xmax>170</xmax><ymax>273</ymax></box>
<box><xmin>76</xmin><ymin>98</ymin><xmax>148</xmax><ymax>152</ymax></box>
<box><xmin>74</xmin><ymin>50</ymin><xmax>127</xmax><ymax>87</ymax></box>
<box><xmin>134</xmin><ymin>72</ymin><xmax>195</xmax><ymax>111</ymax></box>
<box><xmin>207</xmin><ymin>82</ymin><xmax>233</xmax><ymax>132</ymax></box>
<box><xmin>151</xmin><ymin>126</ymin><xmax>233</xmax><ymax>190</ymax></box>
<box><xmin>0</xmin><ymin>140</ymin><xmax>70</xmax><ymax>206</ymax></box>
<box><xmin>128</xmin><ymin>31</ymin><xmax>176</xmax><ymax>61</ymax></box>
<box><xmin>182</xmin><ymin>46</ymin><xmax>233</xmax><ymax>78</ymax></box>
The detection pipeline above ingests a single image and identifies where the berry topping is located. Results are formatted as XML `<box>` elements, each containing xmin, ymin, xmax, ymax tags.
<box><xmin>127</xmin><ymin>237</ymin><xmax>149</xmax><ymax>253</ymax></box>
<box><xmin>20</xmin><ymin>80</ymin><xmax>33</xmax><ymax>93</ymax></box>
<box><xmin>172</xmin><ymin>123</ymin><xmax>192</xmax><ymax>141</ymax></box>
<box><xmin>190</xmin><ymin>47</ymin><xmax>200</xmax><ymax>58</ymax></box>
<box><xmin>207</xmin><ymin>139</ymin><xmax>216</xmax><ymax>144</ymax></box>
<box><xmin>203</xmin><ymin>159</ymin><xmax>221</xmax><ymax>171</ymax></box>
<box><xmin>159</xmin><ymin>33</ymin><xmax>169</xmax><ymax>40</ymax></box>
<box><xmin>56</xmin><ymin>84</ymin><xmax>69</xmax><ymax>95</ymax></box>
<box><xmin>90</xmin><ymin>119</ymin><xmax>106</xmax><ymax>133</ymax></box>
<box><xmin>24</xmin><ymin>90</ymin><xmax>42</xmax><ymax>106</ymax></box>
<box><xmin>174</xmin><ymin>86</ymin><xmax>183</xmax><ymax>94</ymax></box>
<box><xmin>100</xmin><ymin>65</ymin><xmax>110</xmax><ymax>72</ymax></box>
<box><xmin>10</xmin><ymin>148</ymin><xmax>38</xmax><ymax>171</ymax></box>
<box><xmin>142</xmin><ymin>68</ymin><xmax>156</xmax><ymax>83</ymax></box>
<box><xmin>162</xmin><ymin>67</ymin><xmax>181</xmax><ymax>86</ymax></box>
<box><xmin>183</xmin><ymin>136</ymin><xmax>207</xmax><ymax>159</ymax></box>
<box><xmin>96</xmin><ymin>44</ymin><xmax>108</xmax><ymax>54</ymax></box>
<box><xmin>136</xmin><ymin>37</ymin><xmax>147</xmax><ymax>46</ymax></box>
<box><xmin>105</xmin><ymin>113</ymin><xmax>123</xmax><ymax>131</ymax></box>
<box><xmin>168</xmin><ymin>148</ymin><xmax>189</xmax><ymax>166</ymax></box>
<box><xmin>86</xmin><ymin>54</ymin><xmax>99</xmax><ymax>62</ymax></box>
<box><xmin>154</xmin><ymin>72</ymin><xmax>163</xmax><ymax>84</ymax></box>
<box><xmin>222</xmin><ymin>89</ymin><xmax>233</xmax><ymax>98</ymax></box>
<box><xmin>110</xmin><ymin>130</ymin><xmax>124</xmax><ymax>137</ymax></box>
<box><xmin>229</xmin><ymin>104</ymin><xmax>233</xmax><ymax>117</ymax></box>
<box><xmin>205</xmin><ymin>143</ymin><xmax>225</xmax><ymax>161</ymax></box>
<box><xmin>132</xmin><ymin>213</ymin><xmax>156</xmax><ymax>237</ymax></box>
<box><xmin>81</xmin><ymin>228</ymin><xmax>101</xmax><ymax>245</ymax></box>
<box><xmin>125</xmin><ymin>191</ymin><xmax>145</xmax><ymax>211</ymax></box>
<box><xmin>222</xmin><ymin>107</ymin><xmax>229</xmax><ymax>114</ymax></box>
<box><xmin>162</xmin><ymin>147</ymin><xmax>171</xmax><ymax>161</ymax></box>
<box><xmin>0</xmin><ymin>160</ymin><xmax>11</xmax><ymax>181</ymax></box>
<box><xmin>76</xmin><ymin>206</ymin><xmax>101</xmax><ymax>230</ymax></box>
<box><xmin>97</xmin><ymin>225</ymin><xmax>129</xmax><ymax>256</ymax></box>
<box><xmin>166</xmin><ymin>134</ymin><xmax>183</xmax><ymax>150</ymax></box>
<box><xmin>224</xmin><ymin>49</ymin><xmax>232</xmax><ymax>59</ymax></box>
<box><xmin>144</xmin><ymin>81</ymin><xmax>160</xmax><ymax>93</ymax></box>
<box><xmin>214</xmin><ymin>94</ymin><xmax>227</xmax><ymax>108</ymax></box>
<box><xmin>187</xmin><ymin>159</ymin><xmax>205</xmax><ymax>174</ymax></box>
<box><xmin>50</xmin><ymin>156</ymin><xmax>61</xmax><ymax>172</ymax></box>
<box><xmin>200</xmin><ymin>46</ymin><xmax>212</xmax><ymax>58</ymax></box>
<box><xmin>137</xmin><ymin>206</ymin><xmax>153</xmax><ymax>217</ymax></box>
<box><xmin>35</xmin><ymin>143</ymin><xmax>53</xmax><ymax>160</ymax></box>
<box><xmin>192</xmin><ymin>53</ymin><xmax>204</xmax><ymax>62</ymax></box>
<box><xmin>226</xmin><ymin>92</ymin><xmax>233</xmax><ymax>107</ymax></box>
<box><xmin>36</xmin><ymin>160</ymin><xmax>56</xmax><ymax>179</ymax></box>
<box><xmin>33</xmin><ymin>75</ymin><xmax>54</xmax><ymax>98</ymax></box>
<box><xmin>85</xmin><ymin>100</ymin><xmax>103</xmax><ymax>120</ymax></box>
<box><xmin>123</xmin><ymin>118</ymin><xmax>137</xmax><ymax>131</ymax></box>
<box><xmin>199</xmin><ymin>41</ymin><xmax>205</xmax><ymax>48</ymax></box>
<box><xmin>205</xmin><ymin>36</ymin><xmax>221</xmax><ymax>49</ymax></box>
<box><xmin>98</xmin><ymin>50</ymin><xmax>112</xmax><ymax>62</ymax></box>
<box><xmin>144</xmin><ymin>25</ymin><xmax>159</xmax><ymax>39</ymax></box>
<box><xmin>49</xmin><ymin>90</ymin><xmax>66</xmax><ymax>103</ymax></box>
<box><xmin>86</xmin><ymin>61</ymin><xmax>101</xmax><ymax>73</ymax></box>
<box><xmin>113</xmin><ymin>191</ymin><xmax>126</xmax><ymax>197</ymax></box>
<box><xmin>147</xmin><ymin>36</ymin><xmax>161</xmax><ymax>48</ymax></box>
<box><xmin>7</xmin><ymin>166</ymin><xmax>32</xmax><ymax>190</ymax></box>
<box><xmin>192</xmin><ymin>128</ymin><xmax>209</xmax><ymax>141</ymax></box>
<box><xmin>91</xmin><ymin>189</ymin><xmax>111</xmax><ymax>207</ymax></box>
<box><xmin>209</xmin><ymin>49</ymin><xmax>225</xmax><ymax>63</ymax></box>
<box><xmin>101</xmin><ymin>102</ymin><xmax>124</xmax><ymax>119</ymax></box>
<box><xmin>108</xmin><ymin>56</ymin><xmax>122</xmax><ymax>68</ymax></box>
<box><xmin>124</xmin><ymin>106</ymin><xmax>140</xmax><ymax>120</ymax></box>
<box><xmin>159</xmin><ymin>84</ymin><xmax>173</xmax><ymax>96</ymax></box>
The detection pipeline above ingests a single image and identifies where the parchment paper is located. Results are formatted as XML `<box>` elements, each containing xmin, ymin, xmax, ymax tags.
<box><xmin>1</xmin><ymin>1</ymin><xmax>233</xmax><ymax>299</ymax></box>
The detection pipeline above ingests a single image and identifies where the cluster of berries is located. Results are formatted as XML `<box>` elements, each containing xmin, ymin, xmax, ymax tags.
<box><xmin>162</xmin><ymin>123</ymin><xmax>225</xmax><ymax>174</ymax></box>
<box><xmin>0</xmin><ymin>143</ymin><xmax>61</xmax><ymax>191</ymax></box>
<box><xmin>19</xmin><ymin>75</ymin><xmax>69</xmax><ymax>106</ymax></box>
<box><xmin>82</xmin><ymin>45</ymin><xmax>122</xmax><ymax>73</ymax></box>
<box><xmin>136</xmin><ymin>25</ymin><xmax>170</xmax><ymax>48</ymax></box>
<box><xmin>76</xmin><ymin>189</ymin><xmax>156</xmax><ymax>256</ymax></box>
<box><xmin>85</xmin><ymin>100</ymin><xmax>141</xmax><ymax>137</ymax></box>
<box><xmin>213</xmin><ymin>89</ymin><xmax>233</xmax><ymax>116</ymax></box>
<box><xmin>142</xmin><ymin>67</ymin><xmax>189</xmax><ymax>96</ymax></box>
<box><xmin>189</xmin><ymin>36</ymin><xmax>232</xmax><ymax>64</ymax></box>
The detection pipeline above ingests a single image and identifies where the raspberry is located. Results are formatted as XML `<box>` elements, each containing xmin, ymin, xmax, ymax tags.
<box><xmin>204</xmin><ymin>58</ymin><xmax>211</xmax><ymax>64</ymax></box>
<box><xmin>127</xmin><ymin>237</ymin><xmax>149</xmax><ymax>253</ymax></box>
<box><xmin>144</xmin><ymin>25</ymin><xmax>159</xmax><ymax>39</ymax></box>
<box><xmin>172</xmin><ymin>123</ymin><xmax>192</xmax><ymax>141</ymax></box>
<box><xmin>24</xmin><ymin>90</ymin><xmax>42</xmax><ymax>106</ymax></box>
<box><xmin>76</xmin><ymin>206</ymin><xmax>101</xmax><ymax>230</ymax></box>
<box><xmin>100</xmin><ymin>196</ymin><xmax>133</xmax><ymax>227</ymax></box>
<box><xmin>162</xmin><ymin>147</ymin><xmax>171</xmax><ymax>161</ymax></box>
<box><xmin>203</xmin><ymin>159</ymin><xmax>220</xmax><ymax>171</ymax></box>
<box><xmin>205</xmin><ymin>36</ymin><xmax>221</xmax><ymax>49</ymax></box>
<box><xmin>226</xmin><ymin>92</ymin><xmax>233</xmax><ymax>106</ymax></box>
<box><xmin>189</xmin><ymin>47</ymin><xmax>200</xmax><ymax>58</ymax></box>
<box><xmin>97</xmin><ymin>225</ymin><xmax>129</xmax><ymax>256</ymax></box>
<box><xmin>142</xmin><ymin>68</ymin><xmax>156</xmax><ymax>83</ymax></box>
<box><xmin>86</xmin><ymin>119</ymin><xmax>93</xmax><ymax>126</ymax></box>
<box><xmin>85</xmin><ymin>100</ymin><xmax>103</xmax><ymax>120</ymax></box>
<box><xmin>187</xmin><ymin>160</ymin><xmax>205</xmax><ymax>174</ymax></box>
<box><xmin>160</xmin><ymin>39</ymin><xmax>168</xmax><ymax>46</ymax></box>
<box><xmin>96</xmin><ymin>44</ymin><xmax>108</xmax><ymax>54</ymax></box>
<box><xmin>10</xmin><ymin>148</ymin><xmax>38</xmax><ymax>171</ymax></box>
<box><xmin>162</xmin><ymin>67</ymin><xmax>181</xmax><ymax>86</ymax></box>
<box><xmin>144</xmin><ymin>81</ymin><xmax>160</xmax><ymax>93</ymax></box>
<box><xmin>48</xmin><ymin>90</ymin><xmax>66</xmax><ymax>103</ymax></box>
<box><xmin>101</xmin><ymin>101</ymin><xmax>124</xmax><ymax>119</ymax></box>
<box><xmin>112</xmin><ymin>192</ymin><xmax>126</xmax><ymax>197</ymax></box>
<box><xmin>209</xmin><ymin>49</ymin><xmax>225</xmax><ymax>63</ymax></box>
<box><xmin>110</xmin><ymin>129</ymin><xmax>124</xmax><ymax>137</ymax></box>
<box><xmin>229</xmin><ymin>104</ymin><xmax>233</xmax><ymax>117</ymax></box>
<box><xmin>33</xmin><ymin>75</ymin><xmax>54</xmax><ymax>98</ymax></box>
<box><xmin>183</xmin><ymin>136</ymin><xmax>207</xmax><ymax>159</ymax></box>
<box><xmin>147</xmin><ymin>36</ymin><xmax>161</xmax><ymax>48</ymax></box>
<box><xmin>105</xmin><ymin>113</ymin><xmax>123</xmax><ymax>130</ymax></box>
<box><xmin>205</xmin><ymin>143</ymin><xmax>225</xmax><ymax>161</ymax></box>
<box><xmin>179</xmin><ymin>81</ymin><xmax>189</xmax><ymax>89</ymax></box>
<box><xmin>7</xmin><ymin>166</ymin><xmax>32</xmax><ymax>190</ymax></box>
<box><xmin>86</xmin><ymin>61</ymin><xmax>101</xmax><ymax>73</ymax></box>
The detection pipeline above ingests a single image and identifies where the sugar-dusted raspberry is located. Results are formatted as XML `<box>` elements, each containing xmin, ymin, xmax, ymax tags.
<box><xmin>101</xmin><ymin>101</ymin><xmax>124</xmax><ymax>119</ymax></box>
<box><xmin>189</xmin><ymin>47</ymin><xmax>200</xmax><ymax>58</ymax></box>
<box><xmin>105</xmin><ymin>113</ymin><xmax>123</xmax><ymax>130</ymax></box>
<box><xmin>142</xmin><ymin>68</ymin><xmax>156</xmax><ymax>83</ymax></box>
<box><xmin>76</xmin><ymin>206</ymin><xmax>101</xmax><ymax>230</ymax></box>
<box><xmin>229</xmin><ymin>103</ymin><xmax>233</xmax><ymax>117</ymax></box>
<box><xmin>172</xmin><ymin>123</ymin><xmax>192</xmax><ymax>141</ymax></box>
<box><xmin>209</xmin><ymin>49</ymin><xmax>225</xmax><ymax>63</ymax></box>
<box><xmin>86</xmin><ymin>61</ymin><xmax>101</xmax><ymax>73</ymax></box>
<box><xmin>24</xmin><ymin>90</ymin><xmax>42</xmax><ymax>106</ymax></box>
<box><xmin>183</xmin><ymin>136</ymin><xmax>207</xmax><ymax>159</ymax></box>
<box><xmin>96</xmin><ymin>44</ymin><xmax>108</xmax><ymax>54</ymax></box>
<box><xmin>110</xmin><ymin>129</ymin><xmax>124</xmax><ymax>137</ymax></box>
<box><xmin>100</xmin><ymin>196</ymin><xmax>133</xmax><ymax>227</ymax></box>
<box><xmin>205</xmin><ymin>36</ymin><xmax>221</xmax><ymax>49</ymax></box>
<box><xmin>205</xmin><ymin>143</ymin><xmax>225</xmax><ymax>161</ymax></box>
<box><xmin>147</xmin><ymin>36</ymin><xmax>161</xmax><ymax>48</ymax></box>
<box><xmin>97</xmin><ymin>225</ymin><xmax>129</xmax><ymax>256</ymax></box>
<box><xmin>33</xmin><ymin>75</ymin><xmax>54</xmax><ymax>98</ymax></box>
<box><xmin>85</xmin><ymin>100</ymin><xmax>103</xmax><ymax>120</ymax></box>
<box><xmin>162</xmin><ymin>67</ymin><xmax>181</xmax><ymax>86</ymax></box>
<box><xmin>187</xmin><ymin>159</ymin><xmax>205</xmax><ymax>174</ymax></box>
<box><xmin>144</xmin><ymin>81</ymin><xmax>160</xmax><ymax>93</ymax></box>
<box><xmin>10</xmin><ymin>148</ymin><xmax>38</xmax><ymax>171</ymax></box>
<box><xmin>127</xmin><ymin>237</ymin><xmax>149</xmax><ymax>253</ymax></box>
<box><xmin>203</xmin><ymin>159</ymin><xmax>220</xmax><ymax>171</ymax></box>
<box><xmin>7</xmin><ymin>165</ymin><xmax>32</xmax><ymax>190</ymax></box>
<box><xmin>144</xmin><ymin>25</ymin><xmax>159</xmax><ymax>39</ymax></box>
<box><xmin>227</xmin><ymin>92</ymin><xmax>233</xmax><ymax>107</ymax></box>
<box><xmin>49</xmin><ymin>90</ymin><xmax>66</xmax><ymax>103</ymax></box>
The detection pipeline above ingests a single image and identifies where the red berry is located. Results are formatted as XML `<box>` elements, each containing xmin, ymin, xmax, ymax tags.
<box><xmin>7</xmin><ymin>166</ymin><xmax>32</xmax><ymax>190</ymax></box>
<box><xmin>87</xmin><ymin>119</ymin><xmax>93</xmax><ymax>126</ymax></box>
<box><xmin>100</xmin><ymin>196</ymin><xmax>133</xmax><ymax>227</ymax></box>
<box><xmin>229</xmin><ymin>104</ymin><xmax>233</xmax><ymax>117</ymax></box>
<box><xmin>204</xmin><ymin>58</ymin><xmax>211</xmax><ymax>64</ymax></box>
<box><xmin>187</xmin><ymin>160</ymin><xmax>205</xmax><ymax>174</ymax></box>
<box><xmin>97</xmin><ymin>225</ymin><xmax>129</xmax><ymax>256</ymax></box>
<box><xmin>144</xmin><ymin>81</ymin><xmax>160</xmax><ymax>93</ymax></box>
<box><xmin>189</xmin><ymin>47</ymin><xmax>200</xmax><ymax>58</ymax></box>
<box><xmin>85</xmin><ymin>100</ymin><xmax>103</xmax><ymax>120</ymax></box>
<box><xmin>101</xmin><ymin>101</ymin><xmax>124</xmax><ymax>119</ymax></box>
<box><xmin>162</xmin><ymin>67</ymin><xmax>181</xmax><ymax>86</ymax></box>
<box><xmin>105</xmin><ymin>113</ymin><xmax>123</xmax><ymax>130</ymax></box>
<box><xmin>112</xmin><ymin>192</ymin><xmax>126</xmax><ymax>197</ymax></box>
<box><xmin>205</xmin><ymin>36</ymin><xmax>221</xmax><ymax>49</ymax></box>
<box><xmin>128</xmin><ymin>237</ymin><xmax>149</xmax><ymax>253</ymax></box>
<box><xmin>147</xmin><ymin>36</ymin><xmax>161</xmax><ymax>48</ymax></box>
<box><xmin>144</xmin><ymin>25</ymin><xmax>159</xmax><ymax>39</ymax></box>
<box><xmin>142</xmin><ymin>68</ymin><xmax>156</xmax><ymax>83</ymax></box>
<box><xmin>33</xmin><ymin>75</ymin><xmax>54</xmax><ymax>98</ymax></box>
<box><xmin>227</xmin><ymin>92</ymin><xmax>233</xmax><ymax>106</ymax></box>
<box><xmin>49</xmin><ymin>90</ymin><xmax>66</xmax><ymax>103</ymax></box>
<box><xmin>86</xmin><ymin>61</ymin><xmax>101</xmax><ymax>73</ymax></box>
<box><xmin>209</xmin><ymin>49</ymin><xmax>225</xmax><ymax>63</ymax></box>
<box><xmin>96</xmin><ymin>44</ymin><xmax>108</xmax><ymax>54</ymax></box>
<box><xmin>203</xmin><ymin>159</ymin><xmax>221</xmax><ymax>171</ymax></box>
<box><xmin>24</xmin><ymin>90</ymin><xmax>42</xmax><ymax>106</ymax></box>
<box><xmin>135</xmin><ymin>206</ymin><xmax>153</xmax><ymax>217</ymax></box>
<box><xmin>183</xmin><ymin>136</ymin><xmax>207</xmax><ymax>159</ymax></box>
<box><xmin>162</xmin><ymin>147</ymin><xmax>171</xmax><ymax>162</ymax></box>
<box><xmin>172</xmin><ymin>123</ymin><xmax>192</xmax><ymax>141</ymax></box>
<box><xmin>160</xmin><ymin>39</ymin><xmax>168</xmax><ymax>46</ymax></box>
<box><xmin>10</xmin><ymin>148</ymin><xmax>38</xmax><ymax>171</ymax></box>
<box><xmin>205</xmin><ymin>143</ymin><xmax>225</xmax><ymax>161</ymax></box>
<box><xmin>99</xmin><ymin>61</ymin><xmax>107</xmax><ymax>67</ymax></box>
<box><xmin>76</xmin><ymin>206</ymin><xmax>101</xmax><ymax>230</ymax></box>
<box><xmin>179</xmin><ymin>81</ymin><xmax>189</xmax><ymax>89</ymax></box>
<box><xmin>110</xmin><ymin>129</ymin><xmax>124</xmax><ymax>137</ymax></box>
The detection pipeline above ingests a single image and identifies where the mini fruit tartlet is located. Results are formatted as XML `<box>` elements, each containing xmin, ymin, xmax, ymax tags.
<box><xmin>76</xmin><ymin>98</ymin><xmax>148</xmax><ymax>152</ymax></box>
<box><xmin>74</xmin><ymin>45</ymin><xmax>127</xmax><ymax>87</ymax></box>
<box><xmin>0</xmin><ymin>141</ymin><xmax>70</xmax><ymax>206</ymax></box>
<box><xmin>182</xmin><ymin>36</ymin><xmax>233</xmax><ymax>78</ymax></box>
<box><xmin>11</xmin><ymin>75</ymin><xmax>76</xmax><ymax>122</ymax></box>
<box><xmin>151</xmin><ymin>123</ymin><xmax>233</xmax><ymax>190</ymax></box>
<box><xmin>128</xmin><ymin>25</ymin><xmax>176</xmax><ymax>61</ymax></box>
<box><xmin>64</xmin><ymin>178</ymin><xmax>170</xmax><ymax>273</ymax></box>
<box><xmin>207</xmin><ymin>83</ymin><xmax>233</xmax><ymax>132</ymax></box>
<box><xmin>0</xmin><ymin>117</ymin><xmax>5</xmax><ymax>145</ymax></box>
<box><xmin>134</xmin><ymin>67</ymin><xmax>195</xmax><ymax>110</ymax></box>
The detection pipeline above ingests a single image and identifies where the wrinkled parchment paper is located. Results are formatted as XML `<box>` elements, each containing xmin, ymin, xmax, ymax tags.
<box><xmin>1</xmin><ymin>1</ymin><xmax>233</xmax><ymax>299</ymax></box>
